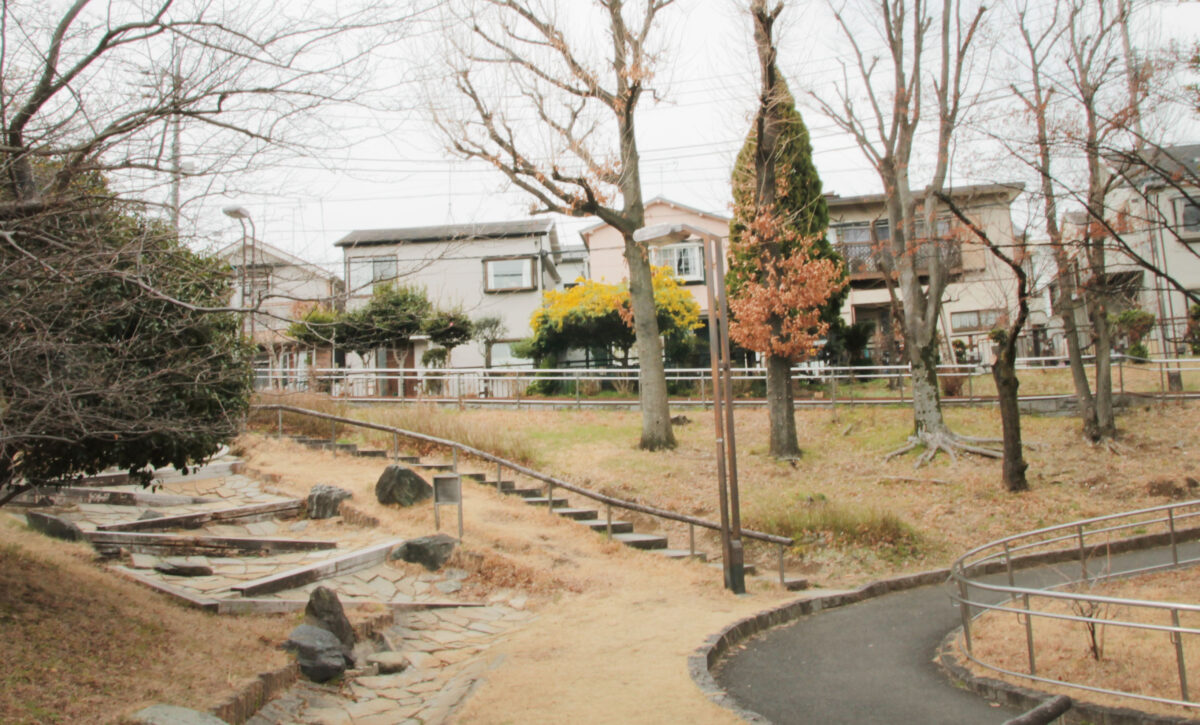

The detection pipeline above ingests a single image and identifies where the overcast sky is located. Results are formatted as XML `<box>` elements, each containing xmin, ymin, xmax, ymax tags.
<box><xmin>191</xmin><ymin>0</ymin><xmax>1200</xmax><ymax>277</ymax></box>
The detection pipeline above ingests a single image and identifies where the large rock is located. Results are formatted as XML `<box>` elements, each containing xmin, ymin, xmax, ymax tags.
<box><xmin>128</xmin><ymin>704</ymin><xmax>228</xmax><ymax>725</ymax></box>
<box><xmin>305</xmin><ymin>586</ymin><xmax>355</xmax><ymax>652</ymax></box>
<box><xmin>391</xmin><ymin>533</ymin><xmax>457</xmax><ymax>571</ymax></box>
<box><xmin>375</xmin><ymin>465</ymin><xmax>432</xmax><ymax>507</ymax></box>
<box><xmin>306</xmin><ymin>484</ymin><xmax>352</xmax><ymax>519</ymax></box>
<box><xmin>283</xmin><ymin>624</ymin><xmax>351</xmax><ymax>683</ymax></box>
<box><xmin>25</xmin><ymin>512</ymin><xmax>84</xmax><ymax>542</ymax></box>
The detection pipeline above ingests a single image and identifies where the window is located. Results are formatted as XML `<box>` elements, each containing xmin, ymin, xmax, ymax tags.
<box><xmin>649</xmin><ymin>242</ymin><xmax>704</xmax><ymax>283</ymax></box>
<box><xmin>242</xmin><ymin>267</ymin><xmax>270</xmax><ymax>301</ymax></box>
<box><xmin>488</xmin><ymin>341</ymin><xmax>532</xmax><ymax>368</ymax></box>
<box><xmin>951</xmin><ymin>309</ymin><xmax>1003</xmax><ymax>332</ymax></box>
<box><xmin>347</xmin><ymin>256</ymin><xmax>396</xmax><ymax>295</ymax></box>
<box><xmin>1175</xmin><ymin>198</ymin><xmax>1200</xmax><ymax>238</ymax></box>
<box><xmin>484</xmin><ymin>257</ymin><xmax>535</xmax><ymax>292</ymax></box>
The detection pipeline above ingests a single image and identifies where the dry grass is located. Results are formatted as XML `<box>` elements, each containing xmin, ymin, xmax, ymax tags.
<box><xmin>0</xmin><ymin>517</ymin><xmax>294</xmax><ymax>725</ymax></box>
<box><xmin>964</xmin><ymin>565</ymin><xmax>1200</xmax><ymax>719</ymax></box>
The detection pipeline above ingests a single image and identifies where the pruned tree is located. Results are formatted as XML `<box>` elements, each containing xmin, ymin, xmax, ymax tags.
<box><xmin>338</xmin><ymin>284</ymin><xmax>433</xmax><ymax>357</ymax></box>
<box><xmin>728</xmin><ymin>0</ymin><xmax>846</xmax><ymax>459</ymax></box>
<box><xmin>940</xmin><ymin>194</ymin><xmax>1030</xmax><ymax>491</ymax></box>
<box><xmin>432</xmin><ymin>0</ymin><xmax>680</xmax><ymax>450</ymax></box>
<box><xmin>812</xmin><ymin>0</ymin><xmax>994</xmax><ymax>464</ymax></box>
<box><xmin>423</xmin><ymin>309</ymin><xmax>474</xmax><ymax>366</ymax></box>
<box><xmin>472</xmin><ymin>315</ymin><xmax>507</xmax><ymax>370</ymax></box>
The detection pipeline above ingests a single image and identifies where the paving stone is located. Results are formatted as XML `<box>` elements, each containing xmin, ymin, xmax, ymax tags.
<box><xmin>434</xmin><ymin>579</ymin><xmax>462</xmax><ymax>594</ymax></box>
<box><xmin>353</xmin><ymin>674</ymin><xmax>412</xmax><ymax>689</ymax></box>
<box><xmin>302</xmin><ymin>707</ymin><xmax>350</xmax><ymax>725</ymax></box>
<box><xmin>129</xmin><ymin>553</ymin><xmax>159</xmax><ymax>569</ymax></box>
<box><xmin>426</xmin><ymin>629</ymin><xmax>467</xmax><ymax>645</ymax></box>
<box><xmin>344</xmin><ymin>698</ymin><xmax>395</xmax><ymax>719</ymax></box>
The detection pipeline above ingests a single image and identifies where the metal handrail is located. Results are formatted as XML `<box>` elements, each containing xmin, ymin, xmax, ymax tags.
<box><xmin>948</xmin><ymin>499</ymin><xmax>1200</xmax><ymax>711</ymax></box>
<box><xmin>250</xmin><ymin>403</ymin><xmax>793</xmax><ymax>553</ymax></box>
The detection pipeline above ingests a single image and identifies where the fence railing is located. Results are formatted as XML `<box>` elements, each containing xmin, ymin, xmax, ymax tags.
<box><xmin>949</xmin><ymin>500</ymin><xmax>1200</xmax><ymax>711</ymax></box>
<box><xmin>250</xmin><ymin>355</ymin><xmax>1200</xmax><ymax>407</ymax></box>
<box><xmin>250</xmin><ymin>404</ymin><xmax>795</xmax><ymax>584</ymax></box>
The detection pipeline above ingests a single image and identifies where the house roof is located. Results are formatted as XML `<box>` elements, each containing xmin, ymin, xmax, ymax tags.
<box><xmin>825</xmin><ymin>182</ymin><xmax>1025</xmax><ymax>209</ymax></box>
<box><xmin>1110</xmin><ymin>143</ymin><xmax>1200</xmax><ymax>188</ymax></box>
<box><xmin>578</xmin><ymin>196</ymin><xmax>731</xmax><ymax>244</ymax></box>
<box><xmin>215</xmin><ymin>239</ymin><xmax>342</xmax><ymax>282</ymax></box>
<box><xmin>335</xmin><ymin>218</ymin><xmax>559</xmax><ymax>250</ymax></box>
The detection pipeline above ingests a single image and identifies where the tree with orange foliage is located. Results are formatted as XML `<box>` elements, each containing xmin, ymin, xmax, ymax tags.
<box><xmin>727</xmin><ymin>1</ymin><xmax>845</xmax><ymax>459</ymax></box>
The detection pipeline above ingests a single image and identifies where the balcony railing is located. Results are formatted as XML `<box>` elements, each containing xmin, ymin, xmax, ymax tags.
<box><xmin>837</xmin><ymin>238</ymin><xmax>962</xmax><ymax>277</ymax></box>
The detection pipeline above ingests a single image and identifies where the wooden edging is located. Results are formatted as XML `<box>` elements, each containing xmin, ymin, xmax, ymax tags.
<box><xmin>96</xmin><ymin>499</ymin><xmax>305</xmax><ymax>532</ymax></box>
<box><xmin>231</xmin><ymin>539</ymin><xmax>406</xmax><ymax>597</ymax></box>
<box><xmin>688</xmin><ymin>525</ymin><xmax>1200</xmax><ymax>723</ymax></box>
<box><xmin>86</xmin><ymin>531</ymin><xmax>337</xmax><ymax>555</ymax></box>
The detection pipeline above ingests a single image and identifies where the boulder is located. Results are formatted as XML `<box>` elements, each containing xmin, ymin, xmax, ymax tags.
<box><xmin>306</xmin><ymin>484</ymin><xmax>352</xmax><ymax>519</ymax></box>
<box><xmin>25</xmin><ymin>512</ymin><xmax>84</xmax><ymax>542</ymax></box>
<box><xmin>128</xmin><ymin>705</ymin><xmax>228</xmax><ymax>725</ymax></box>
<box><xmin>284</xmin><ymin>624</ymin><xmax>351</xmax><ymax>683</ymax></box>
<box><xmin>391</xmin><ymin>533</ymin><xmax>457</xmax><ymax>571</ymax></box>
<box><xmin>154</xmin><ymin>558</ymin><xmax>213</xmax><ymax>577</ymax></box>
<box><xmin>304</xmin><ymin>586</ymin><xmax>355</xmax><ymax>652</ymax></box>
<box><xmin>375</xmin><ymin>465</ymin><xmax>432</xmax><ymax>507</ymax></box>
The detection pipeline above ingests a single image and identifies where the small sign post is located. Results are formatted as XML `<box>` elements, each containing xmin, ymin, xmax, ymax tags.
<box><xmin>433</xmin><ymin>473</ymin><xmax>464</xmax><ymax>540</ymax></box>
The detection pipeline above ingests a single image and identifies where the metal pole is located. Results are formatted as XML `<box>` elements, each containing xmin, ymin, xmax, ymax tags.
<box><xmin>689</xmin><ymin>523</ymin><xmax>695</xmax><ymax>557</ymax></box>
<box><xmin>496</xmin><ymin>463</ymin><xmax>503</xmax><ymax>491</ymax></box>
<box><xmin>605</xmin><ymin>503</ymin><xmax>613</xmax><ymax>540</ymax></box>
<box><xmin>548</xmin><ymin>482</ymin><xmax>555</xmax><ymax>514</ymax></box>
<box><xmin>1172</xmin><ymin>608</ymin><xmax>1190</xmax><ymax>702</ymax></box>
<box><xmin>456</xmin><ymin>477</ymin><xmax>464</xmax><ymax>541</ymax></box>
<box><xmin>1023</xmin><ymin>592</ymin><xmax>1036</xmax><ymax>675</ymax></box>
<box><xmin>276</xmin><ymin>408</ymin><xmax>283</xmax><ymax>438</ymax></box>
<box><xmin>452</xmin><ymin>448</ymin><xmax>459</xmax><ymax>474</ymax></box>
<box><xmin>1077</xmin><ymin>525</ymin><xmax>1088</xmax><ymax>583</ymax></box>
<box><xmin>778</xmin><ymin>544</ymin><xmax>785</xmax><ymax>587</ymax></box>
<box><xmin>330</xmin><ymin>419</ymin><xmax>337</xmax><ymax>458</ymax></box>
<box><xmin>958</xmin><ymin>578</ymin><xmax>973</xmax><ymax>654</ymax></box>
<box><xmin>1169</xmin><ymin>507</ymin><xmax>1179</xmax><ymax>566</ymax></box>
<box><xmin>392</xmin><ymin>432</ymin><xmax>399</xmax><ymax>463</ymax></box>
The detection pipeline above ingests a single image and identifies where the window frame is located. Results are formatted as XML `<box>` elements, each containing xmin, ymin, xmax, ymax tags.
<box><xmin>483</xmin><ymin>255</ymin><xmax>537</xmax><ymax>293</ymax></box>
<box><xmin>1174</xmin><ymin>197</ymin><xmax>1200</xmax><ymax>240</ymax></box>
<box><xmin>650</xmin><ymin>241</ymin><xmax>705</xmax><ymax>283</ymax></box>
<box><xmin>951</xmin><ymin>308</ymin><xmax>1004</xmax><ymax>332</ymax></box>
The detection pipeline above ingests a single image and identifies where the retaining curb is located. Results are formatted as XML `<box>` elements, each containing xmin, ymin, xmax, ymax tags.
<box><xmin>691</xmin><ymin>526</ymin><xmax>1200</xmax><ymax>723</ymax></box>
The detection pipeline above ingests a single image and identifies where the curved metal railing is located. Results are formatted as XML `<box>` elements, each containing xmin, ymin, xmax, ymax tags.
<box><xmin>949</xmin><ymin>500</ymin><xmax>1200</xmax><ymax>711</ymax></box>
<box><xmin>250</xmin><ymin>404</ymin><xmax>795</xmax><ymax>582</ymax></box>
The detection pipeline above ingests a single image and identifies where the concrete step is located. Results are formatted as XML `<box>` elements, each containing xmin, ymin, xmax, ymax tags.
<box><xmin>354</xmin><ymin>449</ymin><xmax>389</xmax><ymax>458</ymax></box>
<box><xmin>461</xmin><ymin>472</ymin><xmax>487</xmax><ymax>482</ymax></box>
<box><xmin>578</xmin><ymin>518</ymin><xmax>634</xmax><ymax>534</ymax></box>
<box><xmin>409</xmin><ymin>462</ymin><xmax>454</xmax><ymax>472</ymax></box>
<box><xmin>612</xmin><ymin>532</ymin><xmax>669</xmax><ymax>550</ymax></box>
<box><xmin>479</xmin><ymin>479</ymin><xmax>517</xmax><ymax>490</ymax></box>
<box><xmin>657</xmin><ymin>549</ymin><xmax>708</xmax><ymax>562</ymax></box>
<box><xmin>506</xmin><ymin>487</ymin><xmax>542</xmax><ymax>499</ymax></box>
<box><xmin>553</xmin><ymin>507</ymin><xmax>599</xmax><ymax>521</ymax></box>
<box><xmin>708</xmin><ymin>562</ymin><xmax>760</xmax><ymax>576</ymax></box>
<box><xmin>524</xmin><ymin>496</ymin><xmax>569</xmax><ymax>508</ymax></box>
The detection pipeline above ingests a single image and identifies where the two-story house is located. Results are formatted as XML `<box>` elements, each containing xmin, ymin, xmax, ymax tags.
<box><xmin>1094</xmin><ymin>143</ymin><xmax>1200</xmax><ymax>355</ymax></box>
<box><xmin>217</xmin><ymin>239</ymin><xmax>344</xmax><ymax>388</ymax></box>
<box><xmin>827</xmin><ymin>183</ymin><xmax>1036</xmax><ymax>363</ymax></box>
<box><xmin>335</xmin><ymin>219</ymin><xmax>567</xmax><ymax>376</ymax></box>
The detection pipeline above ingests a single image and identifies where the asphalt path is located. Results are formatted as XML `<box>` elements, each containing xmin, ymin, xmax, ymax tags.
<box><xmin>715</xmin><ymin>542</ymin><xmax>1200</xmax><ymax>724</ymax></box>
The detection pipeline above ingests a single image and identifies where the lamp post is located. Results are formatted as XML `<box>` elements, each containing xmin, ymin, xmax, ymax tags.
<box><xmin>634</xmin><ymin>223</ymin><xmax>745</xmax><ymax>594</ymax></box>
<box><xmin>222</xmin><ymin>205</ymin><xmax>257</xmax><ymax>345</ymax></box>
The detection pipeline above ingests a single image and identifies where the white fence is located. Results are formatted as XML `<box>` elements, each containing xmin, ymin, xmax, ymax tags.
<box><xmin>252</xmin><ymin>356</ymin><xmax>1200</xmax><ymax>406</ymax></box>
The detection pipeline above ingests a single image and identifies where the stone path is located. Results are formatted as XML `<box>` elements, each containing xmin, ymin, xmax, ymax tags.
<box><xmin>11</xmin><ymin>456</ymin><xmax>544</xmax><ymax>723</ymax></box>
<box><xmin>248</xmin><ymin>597</ymin><xmax>537</xmax><ymax>725</ymax></box>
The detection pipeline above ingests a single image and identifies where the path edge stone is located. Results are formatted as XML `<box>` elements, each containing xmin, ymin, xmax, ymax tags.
<box><xmin>689</xmin><ymin>525</ymin><xmax>1200</xmax><ymax>724</ymax></box>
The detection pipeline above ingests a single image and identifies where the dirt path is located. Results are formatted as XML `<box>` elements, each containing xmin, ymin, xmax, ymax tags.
<box><xmin>239</xmin><ymin>435</ymin><xmax>794</xmax><ymax>723</ymax></box>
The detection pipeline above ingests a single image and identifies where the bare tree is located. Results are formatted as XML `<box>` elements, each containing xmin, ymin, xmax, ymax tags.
<box><xmin>812</xmin><ymin>0</ymin><xmax>995</xmax><ymax>463</ymax></box>
<box><xmin>431</xmin><ymin>0</ymin><xmax>678</xmax><ymax>450</ymax></box>
<box><xmin>995</xmin><ymin>0</ymin><xmax>1196</xmax><ymax>443</ymax></box>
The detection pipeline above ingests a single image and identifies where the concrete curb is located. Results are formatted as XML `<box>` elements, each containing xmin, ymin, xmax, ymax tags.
<box><xmin>690</xmin><ymin>526</ymin><xmax>1200</xmax><ymax>723</ymax></box>
<box><xmin>935</xmin><ymin>630</ymin><xmax>1200</xmax><ymax>725</ymax></box>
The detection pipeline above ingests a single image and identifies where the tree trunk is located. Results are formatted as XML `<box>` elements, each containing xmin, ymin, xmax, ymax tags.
<box><xmin>766</xmin><ymin>354</ymin><xmax>801</xmax><ymax>458</ymax></box>
<box><xmin>993</xmin><ymin>346</ymin><xmax>1029</xmax><ymax>491</ymax></box>
<box><xmin>1091</xmin><ymin>301</ymin><xmax>1117</xmax><ymax>438</ymax></box>
<box><xmin>910</xmin><ymin>338</ymin><xmax>949</xmax><ymax>436</ymax></box>
<box><xmin>625</xmin><ymin>232</ymin><xmax>676</xmax><ymax>450</ymax></box>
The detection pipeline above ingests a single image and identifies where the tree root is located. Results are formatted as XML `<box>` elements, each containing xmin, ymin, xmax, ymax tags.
<box><xmin>883</xmin><ymin>430</ymin><xmax>1003</xmax><ymax>468</ymax></box>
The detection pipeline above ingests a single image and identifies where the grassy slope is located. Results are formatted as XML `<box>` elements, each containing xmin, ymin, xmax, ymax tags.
<box><xmin>0</xmin><ymin>518</ymin><xmax>294</xmax><ymax>725</ymax></box>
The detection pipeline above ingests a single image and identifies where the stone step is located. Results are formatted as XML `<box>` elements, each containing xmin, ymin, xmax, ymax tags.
<box><xmin>612</xmin><ymin>532</ymin><xmax>669</xmax><ymax>550</ymax></box>
<box><xmin>506</xmin><ymin>487</ymin><xmax>542</xmax><ymax>499</ymax></box>
<box><xmin>708</xmin><ymin>562</ymin><xmax>760</xmax><ymax>576</ymax></box>
<box><xmin>553</xmin><ymin>507</ymin><xmax>599</xmax><ymax>521</ymax></box>
<box><xmin>461</xmin><ymin>472</ymin><xmax>487</xmax><ymax>482</ymax></box>
<box><xmin>354</xmin><ymin>449</ymin><xmax>389</xmax><ymax>458</ymax></box>
<box><xmin>408</xmin><ymin>462</ymin><xmax>454</xmax><ymax>472</ymax></box>
<box><xmin>231</xmin><ymin>539</ymin><xmax>405</xmax><ymax>597</ymax></box>
<box><xmin>523</xmin><ymin>496</ymin><xmax>569</xmax><ymax>508</ymax></box>
<box><xmin>577</xmin><ymin>518</ymin><xmax>634</xmax><ymax>534</ymax></box>
<box><xmin>97</xmin><ymin>499</ymin><xmax>305</xmax><ymax>532</ymax></box>
<box><xmin>657</xmin><ymin>548</ymin><xmax>708</xmax><ymax>562</ymax></box>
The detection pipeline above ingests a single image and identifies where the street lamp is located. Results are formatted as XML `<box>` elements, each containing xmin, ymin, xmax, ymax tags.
<box><xmin>222</xmin><ymin>205</ymin><xmax>258</xmax><ymax>345</ymax></box>
<box><xmin>633</xmin><ymin>223</ymin><xmax>745</xmax><ymax>594</ymax></box>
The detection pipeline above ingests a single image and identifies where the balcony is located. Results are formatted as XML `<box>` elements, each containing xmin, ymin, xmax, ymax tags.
<box><xmin>836</xmin><ymin>238</ymin><xmax>963</xmax><ymax>280</ymax></box>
